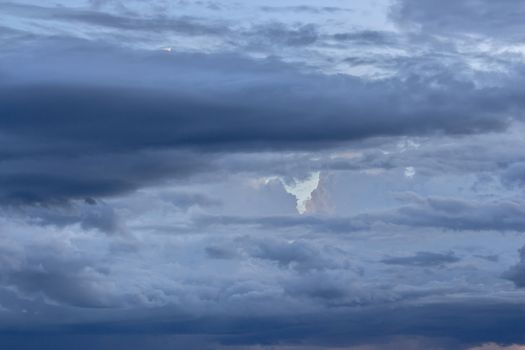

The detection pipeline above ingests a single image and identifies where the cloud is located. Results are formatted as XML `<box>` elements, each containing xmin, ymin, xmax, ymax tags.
<box><xmin>1</xmin><ymin>38</ymin><xmax>522</xmax><ymax>203</ymax></box>
<box><xmin>59</xmin><ymin>11</ymin><xmax>228</xmax><ymax>36</ymax></box>
<box><xmin>160</xmin><ymin>192</ymin><xmax>221</xmax><ymax>210</ymax></box>
<box><xmin>193</xmin><ymin>195</ymin><xmax>525</xmax><ymax>234</ymax></box>
<box><xmin>1</xmin><ymin>1</ymin><xmax>525</xmax><ymax>349</ymax></box>
<box><xmin>375</xmin><ymin>195</ymin><xmax>525</xmax><ymax>232</ymax></box>
<box><xmin>260</xmin><ymin>6</ymin><xmax>353</xmax><ymax>14</ymax></box>
<box><xmin>381</xmin><ymin>251</ymin><xmax>460</xmax><ymax>267</ymax></box>
<box><xmin>2</xmin><ymin>301</ymin><xmax>525</xmax><ymax>349</ymax></box>
<box><xmin>0</xmin><ymin>184</ymin><xmax>521</xmax><ymax>349</ymax></box>
<box><xmin>501</xmin><ymin>163</ymin><xmax>525</xmax><ymax>187</ymax></box>
<box><xmin>0</xmin><ymin>148</ymin><xmax>211</xmax><ymax>204</ymax></box>
<box><xmin>4</xmin><ymin>199</ymin><xmax>123</xmax><ymax>234</ymax></box>
<box><xmin>0</xmin><ymin>2</ymin><xmax>229</xmax><ymax>36</ymax></box>
<box><xmin>332</xmin><ymin>30</ymin><xmax>399</xmax><ymax>46</ymax></box>
<box><xmin>242</xmin><ymin>237</ymin><xmax>344</xmax><ymax>272</ymax></box>
<box><xmin>205</xmin><ymin>245</ymin><xmax>238</xmax><ymax>260</ymax></box>
<box><xmin>391</xmin><ymin>0</ymin><xmax>525</xmax><ymax>42</ymax></box>
<box><xmin>0</xmin><ymin>239</ymin><xmax>125</xmax><ymax>308</ymax></box>
<box><xmin>503</xmin><ymin>245</ymin><xmax>525</xmax><ymax>287</ymax></box>
<box><xmin>245</xmin><ymin>22</ymin><xmax>319</xmax><ymax>47</ymax></box>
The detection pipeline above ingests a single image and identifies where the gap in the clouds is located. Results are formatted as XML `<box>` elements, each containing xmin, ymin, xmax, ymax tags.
<box><xmin>282</xmin><ymin>171</ymin><xmax>321</xmax><ymax>214</ymax></box>
<box><xmin>256</xmin><ymin>171</ymin><xmax>321</xmax><ymax>214</ymax></box>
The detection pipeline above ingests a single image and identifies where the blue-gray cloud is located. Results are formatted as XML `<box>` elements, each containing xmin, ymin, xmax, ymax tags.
<box><xmin>381</xmin><ymin>251</ymin><xmax>460</xmax><ymax>267</ymax></box>
<box><xmin>392</xmin><ymin>0</ymin><xmax>525</xmax><ymax>41</ymax></box>
<box><xmin>1</xmin><ymin>38</ymin><xmax>523</xmax><ymax>203</ymax></box>
<box><xmin>1</xmin><ymin>1</ymin><xmax>525</xmax><ymax>349</ymax></box>
<box><xmin>504</xmin><ymin>245</ymin><xmax>525</xmax><ymax>288</ymax></box>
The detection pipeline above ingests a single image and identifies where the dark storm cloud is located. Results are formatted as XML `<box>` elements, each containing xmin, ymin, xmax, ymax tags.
<box><xmin>1</xmin><ymin>38</ymin><xmax>523</xmax><ymax>203</ymax></box>
<box><xmin>1</xmin><ymin>301</ymin><xmax>525</xmax><ymax>349</ymax></box>
<box><xmin>381</xmin><ymin>251</ymin><xmax>460</xmax><ymax>267</ymax></box>
<box><xmin>392</xmin><ymin>0</ymin><xmax>525</xmax><ymax>41</ymax></box>
<box><xmin>0</xmin><ymin>148</ymin><xmax>211</xmax><ymax>204</ymax></box>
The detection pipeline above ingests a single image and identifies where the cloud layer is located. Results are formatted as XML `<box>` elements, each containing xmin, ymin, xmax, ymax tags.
<box><xmin>1</xmin><ymin>0</ymin><xmax>525</xmax><ymax>349</ymax></box>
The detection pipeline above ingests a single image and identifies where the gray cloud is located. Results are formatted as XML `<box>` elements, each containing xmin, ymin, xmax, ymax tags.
<box><xmin>1</xmin><ymin>198</ymin><xmax>122</xmax><ymax>233</ymax></box>
<box><xmin>243</xmin><ymin>237</ymin><xmax>344</xmax><ymax>272</ymax></box>
<box><xmin>58</xmin><ymin>11</ymin><xmax>228</xmax><ymax>36</ymax></box>
<box><xmin>332</xmin><ymin>30</ymin><xmax>399</xmax><ymax>46</ymax></box>
<box><xmin>1</xmin><ymin>38</ymin><xmax>522</xmax><ymax>203</ymax></box>
<box><xmin>1</xmin><ymin>1</ymin><xmax>525</xmax><ymax>348</ymax></box>
<box><xmin>0</xmin><ymin>245</ymin><xmax>123</xmax><ymax>308</ymax></box>
<box><xmin>194</xmin><ymin>195</ymin><xmax>525</xmax><ymax>234</ymax></box>
<box><xmin>377</xmin><ymin>195</ymin><xmax>525</xmax><ymax>232</ymax></box>
<box><xmin>161</xmin><ymin>192</ymin><xmax>221</xmax><ymax>210</ymax></box>
<box><xmin>381</xmin><ymin>251</ymin><xmax>460</xmax><ymax>267</ymax></box>
<box><xmin>0</xmin><ymin>2</ymin><xmax>229</xmax><ymax>36</ymax></box>
<box><xmin>503</xmin><ymin>245</ymin><xmax>525</xmax><ymax>287</ymax></box>
<box><xmin>501</xmin><ymin>162</ymin><xmax>525</xmax><ymax>187</ymax></box>
<box><xmin>392</xmin><ymin>0</ymin><xmax>525</xmax><ymax>42</ymax></box>
<box><xmin>1</xmin><ymin>301</ymin><xmax>525</xmax><ymax>349</ymax></box>
<box><xmin>260</xmin><ymin>6</ymin><xmax>353</xmax><ymax>14</ymax></box>
<box><xmin>205</xmin><ymin>245</ymin><xmax>238</xmax><ymax>260</ymax></box>
<box><xmin>245</xmin><ymin>23</ymin><xmax>319</xmax><ymax>47</ymax></box>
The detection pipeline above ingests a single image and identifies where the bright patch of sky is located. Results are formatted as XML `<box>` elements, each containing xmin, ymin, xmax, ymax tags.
<box><xmin>251</xmin><ymin>171</ymin><xmax>321</xmax><ymax>214</ymax></box>
<box><xmin>404</xmin><ymin>166</ymin><xmax>416</xmax><ymax>178</ymax></box>
<box><xmin>281</xmin><ymin>171</ymin><xmax>321</xmax><ymax>214</ymax></box>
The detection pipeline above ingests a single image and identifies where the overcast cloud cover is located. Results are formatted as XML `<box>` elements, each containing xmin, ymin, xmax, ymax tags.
<box><xmin>2</xmin><ymin>0</ymin><xmax>525</xmax><ymax>349</ymax></box>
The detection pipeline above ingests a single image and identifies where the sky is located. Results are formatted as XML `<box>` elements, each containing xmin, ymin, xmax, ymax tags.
<box><xmin>1</xmin><ymin>0</ymin><xmax>525</xmax><ymax>349</ymax></box>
